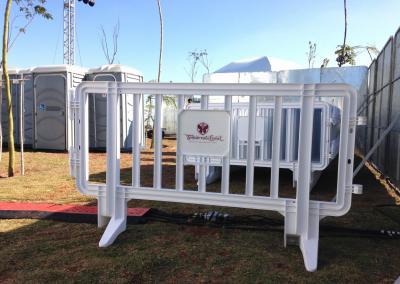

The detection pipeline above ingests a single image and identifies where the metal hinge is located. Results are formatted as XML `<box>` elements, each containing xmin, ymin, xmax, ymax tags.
<box><xmin>357</xmin><ymin>116</ymin><xmax>367</xmax><ymax>126</ymax></box>
<box><xmin>349</xmin><ymin>117</ymin><xmax>357</xmax><ymax>128</ymax></box>
<box><xmin>69</xmin><ymin>148</ymin><xmax>80</xmax><ymax>178</ymax></box>
<box><xmin>69</xmin><ymin>100</ymin><xmax>80</xmax><ymax>110</ymax></box>
<box><xmin>346</xmin><ymin>184</ymin><xmax>363</xmax><ymax>194</ymax></box>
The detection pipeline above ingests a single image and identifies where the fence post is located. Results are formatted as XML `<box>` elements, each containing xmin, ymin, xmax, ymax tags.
<box><xmin>132</xmin><ymin>94</ymin><xmax>141</xmax><ymax>187</ymax></box>
<box><xmin>293</xmin><ymin>86</ymin><xmax>318</xmax><ymax>272</ymax></box>
<box><xmin>270</xmin><ymin>96</ymin><xmax>282</xmax><ymax>198</ymax></box>
<box><xmin>176</xmin><ymin>95</ymin><xmax>185</xmax><ymax>190</ymax></box>
<box><xmin>245</xmin><ymin>96</ymin><xmax>257</xmax><ymax>196</ymax></box>
<box><xmin>99</xmin><ymin>82</ymin><xmax>127</xmax><ymax>247</ymax></box>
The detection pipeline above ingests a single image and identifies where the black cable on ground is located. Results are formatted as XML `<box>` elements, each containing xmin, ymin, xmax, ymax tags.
<box><xmin>1</xmin><ymin>205</ymin><xmax>399</xmax><ymax>240</ymax></box>
<box><xmin>146</xmin><ymin>208</ymin><xmax>400</xmax><ymax>240</ymax></box>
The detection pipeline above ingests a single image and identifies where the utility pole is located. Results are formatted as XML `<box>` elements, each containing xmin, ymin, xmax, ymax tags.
<box><xmin>63</xmin><ymin>0</ymin><xmax>75</xmax><ymax>65</ymax></box>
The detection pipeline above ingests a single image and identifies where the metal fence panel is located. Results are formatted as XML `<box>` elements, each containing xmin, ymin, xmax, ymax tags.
<box><xmin>366</xmin><ymin>61</ymin><xmax>377</xmax><ymax>153</ymax></box>
<box><xmin>389</xmin><ymin>80</ymin><xmax>400</xmax><ymax>186</ymax></box>
<box><xmin>382</xmin><ymin>39</ymin><xmax>393</xmax><ymax>87</ymax></box>
<box><xmin>394</xmin><ymin>28</ymin><xmax>400</xmax><ymax>80</ymax></box>
<box><xmin>364</xmin><ymin>26</ymin><xmax>400</xmax><ymax>188</ymax></box>
<box><xmin>379</xmin><ymin>86</ymin><xmax>391</xmax><ymax>172</ymax></box>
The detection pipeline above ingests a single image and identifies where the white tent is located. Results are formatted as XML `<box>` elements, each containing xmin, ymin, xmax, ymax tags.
<box><xmin>214</xmin><ymin>56</ymin><xmax>272</xmax><ymax>73</ymax></box>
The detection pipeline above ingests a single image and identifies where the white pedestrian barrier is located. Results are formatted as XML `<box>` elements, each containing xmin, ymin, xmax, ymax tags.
<box><xmin>70</xmin><ymin>82</ymin><xmax>360</xmax><ymax>272</ymax></box>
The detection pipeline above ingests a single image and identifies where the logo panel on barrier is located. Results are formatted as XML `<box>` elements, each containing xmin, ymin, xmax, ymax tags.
<box><xmin>178</xmin><ymin>110</ymin><xmax>231</xmax><ymax>160</ymax></box>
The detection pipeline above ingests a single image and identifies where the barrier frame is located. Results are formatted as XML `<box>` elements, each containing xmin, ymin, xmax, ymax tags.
<box><xmin>70</xmin><ymin>82</ymin><xmax>359</xmax><ymax>272</ymax></box>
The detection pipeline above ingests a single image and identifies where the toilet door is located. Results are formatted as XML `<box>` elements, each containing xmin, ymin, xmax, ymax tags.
<box><xmin>34</xmin><ymin>74</ymin><xmax>66</xmax><ymax>150</ymax></box>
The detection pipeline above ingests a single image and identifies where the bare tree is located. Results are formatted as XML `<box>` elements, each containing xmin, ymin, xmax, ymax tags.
<box><xmin>1</xmin><ymin>0</ymin><xmax>51</xmax><ymax>176</ymax></box>
<box><xmin>100</xmin><ymin>20</ymin><xmax>120</xmax><ymax>64</ymax></box>
<box><xmin>306</xmin><ymin>41</ymin><xmax>317</xmax><ymax>68</ymax></box>
<box><xmin>320</xmin><ymin>58</ymin><xmax>330</xmax><ymax>68</ymax></box>
<box><xmin>186</xmin><ymin>49</ymin><xmax>210</xmax><ymax>82</ymax></box>
<box><xmin>148</xmin><ymin>0</ymin><xmax>163</xmax><ymax>149</ymax></box>
<box><xmin>199</xmin><ymin>49</ymin><xmax>210</xmax><ymax>74</ymax></box>
<box><xmin>186</xmin><ymin>51</ymin><xmax>200</xmax><ymax>83</ymax></box>
<box><xmin>147</xmin><ymin>0</ymin><xmax>176</xmax><ymax>148</ymax></box>
<box><xmin>352</xmin><ymin>45</ymin><xmax>379</xmax><ymax>61</ymax></box>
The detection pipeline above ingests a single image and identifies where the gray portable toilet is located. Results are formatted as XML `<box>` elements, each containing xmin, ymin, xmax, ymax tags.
<box><xmin>1</xmin><ymin>68</ymin><xmax>34</xmax><ymax>146</ymax></box>
<box><xmin>32</xmin><ymin>65</ymin><xmax>87</xmax><ymax>150</ymax></box>
<box><xmin>85</xmin><ymin>64</ymin><xmax>144</xmax><ymax>150</ymax></box>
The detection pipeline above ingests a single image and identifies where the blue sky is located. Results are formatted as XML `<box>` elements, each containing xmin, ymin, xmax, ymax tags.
<box><xmin>2</xmin><ymin>0</ymin><xmax>400</xmax><ymax>82</ymax></box>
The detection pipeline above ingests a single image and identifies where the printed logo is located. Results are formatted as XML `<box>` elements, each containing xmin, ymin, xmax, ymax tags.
<box><xmin>39</xmin><ymin>103</ymin><xmax>46</xmax><ymax>112</ymax></box>
<box><xmin>197</xmin><ymin>122</ymin><xmax>209</xmax><ymax>135</ymax></box>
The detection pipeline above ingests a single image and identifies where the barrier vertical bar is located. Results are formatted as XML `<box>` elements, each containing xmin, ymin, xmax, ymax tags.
<box><xmin>132</xmin><ymin>94</ymin><xmax>141</xmax><ymax>187</ymax></box>
<box><xmin>79</xmin><ymin>89</ymin><xmax>89</xmax><ymax>189</ymax></box>
<box><xmin>270</xmin><ymin>96</ymin><xmax>282</xmax><ymax>198</ymax></box>
<box><xmin>221</xmin><ymin>95</ymin><xmax>232</xmax><ymax>194</ymax></box>
<box><xmin>295</xmin><ymin>88</ymin><xmax>314</xmax><ymax>236</ymax></box>
<box><xmin>245</xmin><ymin>96</ymin><xmax>257</xmax><ymax>196</ymax></box>
<box><xmin>105</xmin><ymin>83</ymin><xmax>120</xmax><ymax>217</ymax></box>
<box><xmin>198</xmin><ymin>95</ymin><xmax>208</xmax><ymax>192</ymax></box>
<box><xmin>154</xmin><ymin>94</ymin><xmax>163</xmax><ymax>189</ymax></box>
<box><xmin>93</xmin><ymin>94</ymin><xmax>97</xmax><ymax>148</ymax></box>
<box><xmin>286</xmin><ymin>109</ymin><xmax>293</xmax><ymax>162</ymax></box>
<box><xmin>176</xmin><ymin>95</ymin><xmax>185</xmax><ymax>191</ymax></box>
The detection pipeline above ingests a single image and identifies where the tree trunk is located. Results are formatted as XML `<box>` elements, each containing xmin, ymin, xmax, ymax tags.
<box><xmin>151</xmin><ymin>0</ymin><xmax>163</xmax><ymax>149</ymax></box>
<box><xmin>0</xmin><ymin>83</ymin><xmax>3</xmax><ymax>165</ymax></box>
<box><xmin>340</xmin><ymin>0</ymin><xmax>347</xmax><ymax>67</ymax></box>
<box><xmin>2</xmin><ymin>0</ymin><xmax>15</xmax><ymax>177</ymax></box>
<box><xmin>157</xmin><ymin>0</ymin><xmax>163</xmax><ymax>83</ymax></box>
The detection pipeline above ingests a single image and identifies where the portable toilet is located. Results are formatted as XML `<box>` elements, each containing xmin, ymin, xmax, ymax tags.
<box><xmin>85</xmin><ymin>64</ymin><xmax>144</xmax><ymax>150</ymax></box>
<box><xmin>1</xmin><ymin>68</ymin><xmax>34</xmax><ymax>146</ymax></box>
<box><xmin>1</xmin><ymin>68</ymin><xmax>21</xmax><ymax>145</ymax></box>
<box><xmin>32</xmin><ymin>65</ymin><xmax>87</xmax><ymax>150</ymax></box>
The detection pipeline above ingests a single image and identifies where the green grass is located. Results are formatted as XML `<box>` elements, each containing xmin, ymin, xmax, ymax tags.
<box><xmin>0</xmin><ymin>140</ymin><xmax>399</xmax><ymax>282</ymax></box>
<box><xmin>0</xmin><ymin>218</ymin><xmax>399</xmax><ymax>283</ymax></box>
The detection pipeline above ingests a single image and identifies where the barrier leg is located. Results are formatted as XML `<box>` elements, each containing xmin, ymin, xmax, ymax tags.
<box><xmin>289</xmin><ymin>88</ymin><xmax>320</xmax><ymax>272</ymax></box>
<box><xmin>284</xmin><ymin>204</ymin><xmax>320</xmax><ymax>272</ymax></box>
<box><xmin>299</xmin><ymin>207</ymin><xmax>320</xmax><ymax>272</ymax></box>
<box><xmin>99</xmin><ymin>83</ymin><xmax>127</xmax><ymax>247</ymax></box>
<box><xmin>99</xmin><ymin>196</ymin><xmax>127</xmax><ymax>247</ymax></box>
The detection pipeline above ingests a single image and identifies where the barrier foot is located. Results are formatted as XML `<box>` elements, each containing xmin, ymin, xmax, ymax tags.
<box><xmin>99</xmin><ymin>217</ymin><xmax>126</xmax><ymax>247</ymax></box>
<box><xmin>300</xmin><ymin>237</ymin><xmax>319</xmax><ymax>272</ymax></box>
